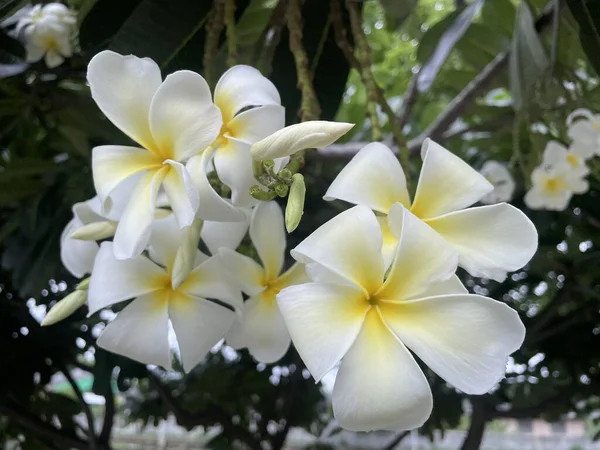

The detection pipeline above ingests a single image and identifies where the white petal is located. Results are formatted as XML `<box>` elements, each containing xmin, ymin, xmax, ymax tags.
<box><xmin>113</xmin><ymin>167</ymin><xmax>168</xmax><ymax>260</ymax></box>
<box><xmin>566</xmin><ymin>108</ymin><xmax>594</xmax><ymax>125</ymax></box>
<box><xmin>186</xmin><ymin>149</ymin><xmax>246</xmax><ymax>222</ymax></box>
<box><xmin>214</xmin><ymin>65</ymin><xmax>281</xmax><ymax>122</ymax></box>
<box><xmin>200</xmin><ymin>216</ymin><xmax>249</xmax><ymax>255</ymax></box>
<box><xmin>218</xmin><ymin>248</ymin><xmax>265</xmax><ymax>296</ymax></box>
<box><xmin>97</xmin><ymin>293</ymin><xmax>171</xmax><ymax>369</ymax></box>
<box><xmin>276</xmin><ymin>282</ymin><xmax>368</xmax><ymax>381</ymax></box>
<box><xmin>88</xmin><ymin>242</ymin><xmax>167</xmax><ymax>315</ymax></box>
<box><xmin>25</xmin><ymin>42</ymin><xmax>45</xmax><ymax>62</ymax></box>
<box><xmin>376</xmin><ymin>214</ymin><xmax>398</xmax><ymax>269</ymax></box>
<box><xmin>324</xmin><ymin>142</ymin><xmax>411</xmax><ymax>213</ymax></box>
<box><xmin>92</xmin><ymin>145</ymin><xmax>159</xmax><ymax>215</ymax></box>
<box><xmin>170</xmin><ymin>294</ymin><xmax>235</xmax><ymax>372</ymax></box>
<box><xmin>332</xmin><ymin>309</ymin><xmax>433</xmax><ymax>432</ymax></box>
<box><xmin>274</xmin><ymin>262</ymin><xmax>310</xmax><ymax>289</ymax></box>
<box><xmin>60</xmin><ymin>218</ymin><xmax>98</xmax><ymax>278</ymax></box>
<box><xmin>250</xmin><ymin>121</ymin><xmax>354</xmax><ymax>160</ymax></box>
<box><xmin>291</xmin><ymin>205</ymin><xmax>384</xmax><ymax>294</ymax></box>
<box><xmin>379</xmin><ymin>294</ymin><xmax>525</xmax><ymax>394</ymax></box>
<box><xmin>149</xmin><ymin>71</ymin><xmax>222</xmax><ymax>161</ymax></box>
<box><xmin>524</xmin><ymin>187</ymin><xmax>570</xmax><ymax>211</ymax></box>
<box><xmin>44</xmin><ymin>49</ymin><xmax>64</xmax><ymax>68</ymax></box>
<box><xmin>87</xmin><ymin>51</ymin><xmax>161</xmax><ymax>149</ymax></box>
<box><xmin>381</xmin><ymin>204</ymin><xmax>458</xmax><ymax>300</ymax></box>
<box><xmin>227</xmin><ymin>104</ymin><xmax>285</xmax><ymax>144</ymax></box>
<box><xmin>162</xmin><ymin>160</ymin><xmax>199</xmax><ymax>228</ymax></box>
<box><xmin>567</xmin><ymin>120</ymin><xmax>599</xmax><ymax>148</ymax></box>
<box><xmin>213</xmin><ymin>138</ymin><xmax>257</xmax><ymax>207</ymax></box>
<box><xmin>411</xmin><ymin>139</ymin><xmax>493</xmax><ymax>219</ymax></box>
<box><xmin>425</xmin><ymin>204</ymin><xmax>538</xmax><ymax>281</ymax></box>
<box><xmin>413</xmin><ymin>275</ymin><xmax>467</xmax><ymax>298</ymax></box>
<box><xmin>542</xmin><ymin>141</ymin><xmax>568</xmax><ymax>166</ymax></box>
<box><xmin>569</xmin><ymin>139</ymin><xmax>598</xmax><ymax>160</ymax></box>
<box><xmin>230</xmin><ymin>293</ymin><xmax>291</xmax><ymax>363</ymax></box>
<box><xmin>479</xmin><ymin>161</ymin><xmax>515</xmax><ymax>204</ymax></box>
<box><xmin>250</xmin><ymin>201</ymin><xmax>285</xmax><ymax>280</ymax></box>
<box><xmin>147</xmin><ymin>211</ymin><xmax>183</xmax><ymax>269</ymax></box>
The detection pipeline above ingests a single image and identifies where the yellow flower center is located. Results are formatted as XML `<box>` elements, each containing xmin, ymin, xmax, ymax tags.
<box><xmin>566</xmin><ymin>153</ymin><xmax>579</xmax><ymax>168</ymax></box>
<box><xmin>543</xmin><ymin>177</ymin><xmax>564</xmax><ymax>194</ymax></box>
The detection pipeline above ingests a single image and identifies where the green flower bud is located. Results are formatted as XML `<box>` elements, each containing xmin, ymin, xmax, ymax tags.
<box><xmin>285</xmin><ymin>174</ymin><xmax>306</xmax><ymax>232</ymax></box>
<box><xmin>41</xmin><ymin>290</ymin><xmax>87</xmax><ymax>326</ymax></box>
<box><xmin>250</xmin><ymin>185</ymin><xmax>278</xmax><ymax>201</ymax></box>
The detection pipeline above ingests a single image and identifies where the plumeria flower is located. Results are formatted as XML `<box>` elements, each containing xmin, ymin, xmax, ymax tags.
<box><xmin>200</xmin><ymin>207</ymin><xmax>253</xmax><ymax>256</ymax></box>
<box><xmin>277</xmin><ymin>205</ymin><xmax>525</xmax><ymax>432</ymax></box>
<box><xmin>542</xmin><ymin>141</ymin><xmax>589</xmax><ymax>178</ymax></box>
<box><xmin>324</xmin><ymin>140</ymin><xmax>537</xmax><ymax>281</ymax></box>
<box><xmin>88</xmin><ymin>212</ymin><xmax>241</xmax><ymax>372</ymax></box>
<box><xmin>567</xmin><ymin>109</ymin><xmax>600</xmax><ymax>159</ymax></box>
<box><xmin>524</xmin><ymin>163</ymin><xmax>588</xmax><ymax>211</ymax></box>
<box><xmin>209</xmin><ymin>66</ymin><xmax>285</xmax><ymax>206</ymax></box>
<box><xmin>88</xmin><ymin>51</ymin><xmax>242</xmax><ymax>260</ymax></box>
<box><xmin>478</xmin><ymin>161</ymin><xmax>515</xmax><ymax>204</ymax></box>
<box><xmin>219</xmin><ymin>201</ymin><xmax>309</xmax><ymax>363</ymax></box>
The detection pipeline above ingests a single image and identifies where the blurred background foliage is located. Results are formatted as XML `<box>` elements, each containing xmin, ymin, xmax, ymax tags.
<box><xmin>0</xmin><ymin>0</ymin><xmax>599</xmax><ymax>449</ymax></box>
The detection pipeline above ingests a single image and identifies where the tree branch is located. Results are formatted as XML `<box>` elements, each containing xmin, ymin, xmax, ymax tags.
<box><xmin>59</xmin><ymin>363</ymin><xmax>98</xmax><ymax>448</ymax></box>
<box><xmin>382</xmin><ymin>430</ymin><xmax>410</xmax><ymax>450</ymax></box>
<box><xmin>99</xmin><ymin>382</ymin><xmax>115</xmax><ymax>445</ymax></box>
<box><xmin>460</xmin><ymin>399</ymin><xmax>489</xmax><ymax>450</ymax></box>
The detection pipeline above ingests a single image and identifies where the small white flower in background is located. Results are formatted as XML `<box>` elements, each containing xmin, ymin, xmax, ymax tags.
<box><xmin>478</xmin><ymin>161</ymin><xmax>515</xmax><ymax>205</ymax></box>
<box><xmin>324</xmin><ymin>140</ymin><xmax>538</xmax><ymax>281</ymax></box>
<box><xmin>88</xmin><ymin>51</ymin><xmax>244</xmax><ymax>260</ymax></box>
<box><xmin>524</xmin><ymin>163</ymin><xmax>588</xmax><ymax>211</ymax></box>
<box><xmin>219</xmin><ymin>201</ymin><xmax>309</xmax><ymax>363</ymax></box>
<box><xmin>567</xmin><ymin>108</ymin><xmax>600</xmax><ymax>159</ymax></box>
<box><xmin>11</xmin><ymin>3</ymin><xmax>77</xmax><ymax>68</ymax></box>
<box><xmin>542</xmin><ymin>140</ymin><xmax>589</xmax><ymax>178</ymax></box>
<box><xmin>277</xmin><ymin>205</ymin><xmax>525</xmax><ymax>432</ymax></box>
<box><xmin>88</xmin><ymin>213</ymin><xmax>241</xmax><ymax>372</ymax></box>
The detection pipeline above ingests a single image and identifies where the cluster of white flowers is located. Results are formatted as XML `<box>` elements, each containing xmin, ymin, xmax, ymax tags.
<box><xmin>52</xmin><ymin>50</ymin><xmax>538</xmax><ymax>432</ymax></box>
<box><xmin>525</xmin><ymin>109</ymin><xmax>600</xmax><ymax>211</ymax></box>
<box><xmin>3</xmin><ymin>2</ymin><xmax>77</xmax><ymax>68</ymax></box>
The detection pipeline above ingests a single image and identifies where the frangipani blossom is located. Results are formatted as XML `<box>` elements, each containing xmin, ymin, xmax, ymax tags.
<box><xmin>210</xmin><ymin>66</ymin><xmax>285</xmax><ymax>206</ymax></box>
<box><xmin>88</xmin><ymin>51</ymin><xmax>241</xmax><ymax>260</ymax></box>
<box><xmin>88</xmin><ymin>213</ymin><xmax>241</xmax><ymax>372</ymax></box>
<box><xmin>277</xmin><ymin>205</ymin><xmax>525</xmax><ymax>432</ymax></box>
<box><xmin>219</xmin><ymin>201</ymin><xmax>308</xmax><ymax>363</ymax></box>
<box><xmin>524</xmin><ymin>163</ymin><xmax>588</xmax><ymax>211</ymax></box>
<box><xmin>542</xmin><ymin>141</ymin><xmax>589</xmax><ymax>177</ymax></box>
<box><xmin>200</xmin><ymin>206</ymin><xmax>253</xmax><ymax>256</ymax></box>
<box><xmin>567</xmin><ymin>109</ymin><xmax>600</xmax><ymax>159</ymax></box>
<box><xmin>324</xmin><ymin>140</ymin><xmax>538</xmax><ymax>281</ymax></box>
<box><xmin>479</xmin><ymin>161</ymin><xmax>515</xmax><ymax>204</ymax></box>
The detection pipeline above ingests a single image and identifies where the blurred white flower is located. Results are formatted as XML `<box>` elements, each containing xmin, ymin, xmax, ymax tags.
<box><xmin>478</xmin><ymin>161</ymin><xmax>515</xmax><ymax>204</ymax></box>
<box><xmin>542</xmin><ymin>141</ymin><xmax>589</xmax><ymax>177</ymax></box>
<box><xmin>219</xmin><ymin>201</ymin><xmax>309</xmax><ymax>363</ymax></box>
<box><xmin>88</xmin><ymin>51</ymin><xmax>243</xmax><ymax>260</ymax></box>
<box><xmin>277</xmin><ymin>205</ymin><xmax>525</xmax><ymax>432</ymax></box>
<box><xmin>324</xmin><ymin>140</ymin><xmax>538</xmax><ymax>282</ymax></box>
<box><xmin>524</xmin><ymin>163</ymin><xmax>588</xmax><ymax>211</ymax></box>
<box><xmin>567</xmin><ymin>109</ymin><xmax>600</xmax><ymax>159</ymax></box>
<box><xmin>88</xmin><ymin>213</ymin><xmax>241</xmax><ymax>372</ymax></box>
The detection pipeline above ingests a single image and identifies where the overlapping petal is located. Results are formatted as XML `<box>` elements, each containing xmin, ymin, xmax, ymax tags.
<box><xmin>250</xmin><ymin>201</ymin><xmax>285</xmax><ymax>280</ymax></box>
<box><xmin>213</xmin><ymin>138</ymin><xmax>257</xmax><ymax>207</ymax></box>
<box><xmin>227</xmin><ymin>104</ymin><xmax>285</xmax><ymax>144</ymax></box>
<box><xmin>162</xmin><ymin>160</ymin><xmax>199</xmax><ymax>228</ymax></box>
<box><xmin>218</xmin><ymin>248</ymin><xmax>265</xmax><ymax>296</ymax></box>
<box><xmin>60</xmin><ymin>218</ymin><xmax>98</xmax><ymax>278</ymax></box>
<box><xmin>200</xmin><ymin>216</ymin><xmax>249</xmax><ymax>255</ymax></box>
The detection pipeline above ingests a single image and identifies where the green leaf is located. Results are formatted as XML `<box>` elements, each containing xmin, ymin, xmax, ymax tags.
<box><xmin>380</xmin><ymin>0</ymin><xmax>418</xmax><ymax>29</ymax></box>
<box><xmin>481</xmin><ymin>0</ymin><xmax>516</xmax><ymax>38</ymax></box>
<box><xmin>417</xmin><ymin>0</ymin><xmax>485</xmax><ymax>92</ymax></box>
<box><xmin>0</xmin><ymin>0</ymin><xmax>26</xmax><ymax>22</ymax></box>
<box><xmin>509</xmin><ymin>1</ymin><xmax>550</xmax><ymax>110</ymax></box>
<box><xmin>565</xmin><ymin>0</ymin><xmax>600</xmax><ymax>76</ymax></box>
<box><xmin>234</xmin><ymin>0</ymin><xmax>278</xmax><ymax>65</ymax></box>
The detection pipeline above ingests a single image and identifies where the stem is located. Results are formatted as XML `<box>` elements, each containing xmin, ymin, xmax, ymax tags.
<box><xmin>224</xmin><ymin>0</ymin><xmax>237</xmax><ymax>67</ymax></box>
<box><xmin>460</xmin><ymin>399</ymin><xmax>488</xmax><ymax>450</ymax></box>
<box><xmin>382</xmin><ymin>431</ymin><xmax>410</xmax><ymax>450</ymax></box>
<box><xmin>60</xmin><ymin>363</ymin><xmax>98</xmax><ymax>448</ymax></box>
<box><xmin>99</xmin><ymin>383</ymin><xmax>115</xmax><ymax>444</ymax></box>
<box><xmin>203</xmin><ymin>0</ymin><xmax>225</xmax><ymax>86</ymax></box>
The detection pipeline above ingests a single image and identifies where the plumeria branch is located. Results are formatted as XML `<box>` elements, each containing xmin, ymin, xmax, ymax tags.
<box><xmin>224</xmin><ymin>0</ymin><xmax>237</xmax><ymax>66</ymax></box>
<box><xmin>203</xmin><ymin>0</ymin><xmax>225</xmax><ymax>86</ymax></box>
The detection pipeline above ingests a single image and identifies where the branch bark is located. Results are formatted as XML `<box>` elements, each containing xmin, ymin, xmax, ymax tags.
<box><xmin>382</xmin><ymin>430</ymin><xmax>410</xmax><ymax>450</ymax></box>
<box><xmin>460</xmin><ymin>399</ymin><xmax>488</xmax><ymax>450</ymax></box>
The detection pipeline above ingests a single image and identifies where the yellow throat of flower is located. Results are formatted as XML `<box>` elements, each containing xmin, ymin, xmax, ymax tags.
<box><xmin>566</xmin><ymin>153</ymin><xmax>579</xmax><ymax>169</ymax></box>
<box><xmin>543</xmin><ymin>176</ymin><xmax>565</xmax><ymax>194</ymax></box>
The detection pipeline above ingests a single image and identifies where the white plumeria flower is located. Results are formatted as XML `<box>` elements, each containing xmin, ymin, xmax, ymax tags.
<box><xmin>88</xmin><ymin>51</ymin><xmax>243</xmax><ymax>260</ymax></box>
<box><xmin>200</xmin><ymin>206</ymin><xmax>253</xmax><ymax>256</ymax></box>
<box><xmin>219</xmin><ymin>201</ymin><xmax>309</xmax><ymax>363</ymax></box>
<box><xmin>542</xmin><ymin>141</ymin><xmax>589</xmax><ymax>177</ymax></box>
<box><xmin>524</xmin><ymin>163</ymin><xmax>588</xmax><ymax>211</ymax></box>
<box><xmin>567</xmin><ymin>109</ymin><xmax>600</xmax><ymax>159</ymax></box>
<box><xmin>324</xmin><ymin>140</ymin><xmax>538</xmax><ymax>282</ymax></box>
<box><xmin>209</xmin><ymin>66</ymin><xmax>285</xmax><ymax>206</ymax></box>
<box><xmin>479</xmin><ymin>161</ymin><xmax>515</xmax><ymax>205</ymax></box>
<box><xmin>277</xmin><ymin>205</ymin><xmax>525</xmax><ymax>432</ymax></box>
<box><xmin>88</xmin><ymin>213</ymin><xmax>241</xmax><ymax>372</ymax></box>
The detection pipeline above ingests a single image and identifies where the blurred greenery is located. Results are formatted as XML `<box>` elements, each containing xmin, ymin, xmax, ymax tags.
<box><xmin>0</xmin><ymin>0</ymin><xmax>599</xmax><ymax>449</ymax></box>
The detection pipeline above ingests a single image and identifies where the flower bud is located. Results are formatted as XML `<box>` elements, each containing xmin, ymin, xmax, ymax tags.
<box><xmin>71</xmin><ymin>221</ymin><xmax>117</xmax><ymax>241</ymax></box>
<box><xmin>285</xmin><ymin>174</ymin><xmax>306</xmax><ymax>232</ymax></box>
<box><xmin>250</xmin><ymin>185</ymin><xmax>278</xmax><ymax>201</ymax></box>
<box><xmin>41</xmin><ymin>289</ymin><xmax>87</xmax><ymax>326</ymax></box>
<box><xmin>171</xmin><ymin>218</ymin><xmax>203</xmax><ymax>290</ymax></box>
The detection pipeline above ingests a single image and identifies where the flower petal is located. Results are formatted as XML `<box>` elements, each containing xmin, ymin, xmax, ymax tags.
<box><xmin>170</xmin><ymin>293</ymin><xmax>235</xmax><ymax>372</ymax></box>
<box><xmin>227</xmin><ymin>104</ymin><xmax>285</xmax><ymax>145</ymax></box>
<box><xmin>149</xmin><ymin>70</ymin><xmax>222</xmax><ymax>161</ymax></box>
<box><xmin>379</xmin><ymin>294</ymin><xmax>525</xmax><ymax>394</ymax></box>
<box><xmin>250</xmin><ymin>201</ymin><xmax>285</xmax><ymax>280</ymax></box>
<box><xmin>213</xmin><ymin>138</ymin><xmax>257</xmax><ymax>207</ymax></box>
<box><xmin>425</xmin><ymin>203</ymin><xmax>538</xmax><ymax>281</ymax></box>
<box><xmin>274</xmin><ymin>263</ymin><xmax>309</xmax><ymax>289</ymax></box>
<box><xmin>92</xmin><ymin>145</ymin><xmax>159</xmax><ymax>215</ymax></box>
<box><xmin>218</xmin><ymin>248</ymin><xmax>265</xmax><ymax>296</ymax></box>
<box><xmin>113</xmin><ymin>167</ymin><xmax>168</xmax><ymax>260</ymax></box>
<box><xmin>186</xmin><ymin>149</ymin><xmax>246</xmax><ymax>222</ymax></box>
<box><xmin>162</xmin><ymin>160</ymin><xmax>199</xmax><ymax>228</ymax></box>
<box><xmin>276</xmin><ymin>282</ymin><xmax>368</xmax><ymax>381</ymax></box>
<box><xmin>413</xmin><ymin>275</ymin><xmax>467</xmax><ymax>298</ymax></box>
<box><xmin>290</xmin><ymin>205</ymin><xmax>384</xmax><ymax>294</ymax></box>
<box><xmin>147</xmin><ymin>211</ymin><xmax>183</xmax><ymax>269</ymax></box>
<box><xmin>332</xmin><ymin>308</ymin><xmax>433</xmax><ymax>431</ymax></box>
<box><xmin>97</xmin><ymin>292</ymin><xmax>171</xmax><ymax>369</ymax></box>
<box><xmin>87</xmin><ymin>51</ymin><xmax>161</xmax><ymax>149</ymax></box>
<box><xmin>60</xmin><ymin>218</ymin><xmax>98</xmax><ymax>278</ymax></box>
<box><xmin>200</xmin><ymin>216</ymin><xmax>250</xmax><ymax>255</ymax></box>
<box><xmin>214</xmin><ymin>65</ymin><xmax>281</xmax><ymax>122</ymax></box>
<box><xmin>411</xmin><ymin>139</ymin><xmax>493</xmax><ymax>219</ymax></box>
<box><xmin>376</xmin><ymin>215</ymin><xmax>398</xmax><ymax>269</ymax></box>
<box><xmin>324</xmin><ymin>142</ymin><xmax>410</xmax><ymax>213</ymax></box>
<box><xmin>380</xmin><ymin>204</ymin><xmax>458</xmax><ymax>301</ymax></box>
<box><xmin>88</xmin><ymin>242</ymin><xmax>167</xmax><ymax>315</ymax></box>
